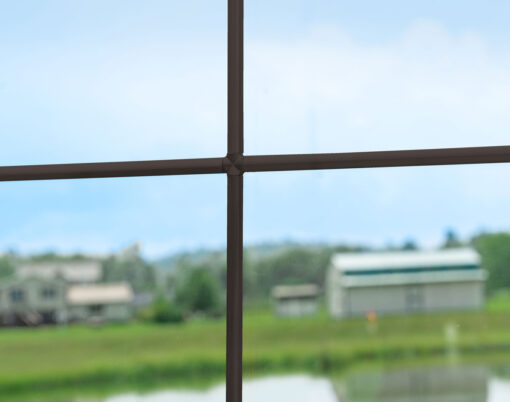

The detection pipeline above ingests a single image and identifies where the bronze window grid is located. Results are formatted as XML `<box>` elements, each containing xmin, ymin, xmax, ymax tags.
<box><xmin>2</xmin><ymin>1</ymin><xmax>510</xmax><ymax>401</ymax></box>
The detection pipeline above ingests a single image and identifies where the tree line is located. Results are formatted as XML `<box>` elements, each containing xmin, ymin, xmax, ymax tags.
<box><xmin>3</xmin><ymin>230</ymin><xmax>510</xmax><ymax>323</ymax></box>
<box><xmin>161</xmin><ymin>230</ymin><xmax>510</xmax><ymax>320</ymax></box>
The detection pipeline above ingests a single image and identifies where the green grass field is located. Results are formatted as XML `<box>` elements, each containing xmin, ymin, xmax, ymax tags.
<box><xmin>2</xmin><ymin>306</ymin><xmax>510</xmax><ymax>396</ymax></box>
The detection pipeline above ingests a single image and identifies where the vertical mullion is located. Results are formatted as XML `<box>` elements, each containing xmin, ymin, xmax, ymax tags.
<box><xmin>228</xmin><ymin>0</ymin><xmax>244</xmax><ymax>156</ymax></box>
<box><xmin>226</xmin><ymin>174</ymin><xmax>243</xmax><ymax>401</ymax></box>
<box><xmin>227</xmin><ymin>0</ymin><xmax>244</xmax><ymax>401</ymax></box>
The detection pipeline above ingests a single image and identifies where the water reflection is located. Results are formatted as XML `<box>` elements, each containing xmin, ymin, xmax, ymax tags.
<box><xmin>21</xmin><ymin>363</ymin><xmax>510</xmax><ymax>401</ymax></box>
<box><xmin>106</xmin><ymin>375</ymin><xmax>336</xmax><ymax>402</ymax></box>
<box><xmin>334</xmin><ymin>365</ymin><xmax>488</xmax><ymax>401</ymax></box>
<box><xmin>102</xmin><ymin>364</ymin><xmax>510</xmax><ymax>402</ymax></box>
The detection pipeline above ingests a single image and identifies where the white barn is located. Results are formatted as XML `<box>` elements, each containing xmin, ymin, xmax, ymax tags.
<box><xmin>327</xmin><ymin>248</ymin><xmax>486</xmax><ymax>318</ymax></box>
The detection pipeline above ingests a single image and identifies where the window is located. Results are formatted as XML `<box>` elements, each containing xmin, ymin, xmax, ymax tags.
<box><xmin>10</xmin><ymin>289</ymin><xmax>24</xmax><ymax>303</ymax></box>
<box><xmin>41</xmin><ymin>288</ymin><xmax>56</xmax><ymax>299</ymax></box>
<box><xmin>89</xmin><ymin>305</ymin><xmax>104</xmax><ymax>314</ymax></box>
<box><xmin>2</xmin><ymin>1</ymin><xmax>510</xmax><ymax>401</ymax></box>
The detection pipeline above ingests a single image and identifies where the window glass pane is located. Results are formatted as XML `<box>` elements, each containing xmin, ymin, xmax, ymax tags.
<box><xmin>0</xmin><ymin>176</ymin><xmax>227</xmax><ymax>400</ymax></box>
<box><xmin>244</xmin><ymin>164</ymin><xmax>510</xmax><ymax>401</ymax></box>
<box><xmin>246</xmin><ymin>0</ymin><xmax>510</xmax><ymax>155</ymax></box>
<box><xmin>0</xmin><ymin>1</ymin><xmax>226</xmax><ymax>165</ymax></box>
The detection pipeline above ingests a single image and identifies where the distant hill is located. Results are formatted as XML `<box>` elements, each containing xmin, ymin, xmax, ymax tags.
<box><xmin>153</xmin><ymin>241</ymin><xmax>303</xmax><ymax>271</ymax></box>
<box><xmin>153</xmin><ymin>240</ymin><xmax>366</xmax><ymax>273</ymax></box>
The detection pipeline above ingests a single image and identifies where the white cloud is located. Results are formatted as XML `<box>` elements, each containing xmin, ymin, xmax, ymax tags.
<box><xmin>245</xmin><ymin>20</ymin><xmax>510</xmax><ymax>155</ymax></box>
<box><xmin>0</xmin><ymin>39</ymin><xmax>227</xmax><ymax>163</ymax></box>
<box><xmin>4</xmin><ymin>20</ymin><xmax>510</xmax><ymax>255</ymax></box>
<box><xmin>3</xmin><ymin>19</ymin><xmax>510</xmax><ymax>162</ymax></box>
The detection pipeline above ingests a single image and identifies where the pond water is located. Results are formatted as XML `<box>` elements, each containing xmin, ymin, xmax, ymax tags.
<box><xmin>101</xmin><ymin>363</ymin><xmax>510</xmax><ymax>402</ymax></box>
<box><xmin>107</xmin><ymin>375</ymin><xmax>336</xmax><ymax>402</ymax></box>
<box><xmin>21</xmin><ymin>362</ymin><xmax>510</xmax><ymax>401</ymax></box>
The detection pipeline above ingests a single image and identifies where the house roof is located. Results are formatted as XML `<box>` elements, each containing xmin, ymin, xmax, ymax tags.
<box><xmin>331</xmin><ymin>248</ymin><xmax>480</xmax><ymax>274</ymax></box>
<box><xmin>67</xmin><ymin>283</ymin><xmax>133</xmax><ymax>305</ymax></box>
<box><xmin>17</xmin><ymin>261</ymin><xmax>102</xmax><ymax>283</ymax></box>
<box><xmin>272</xmin><ymin>284</ymin><xmax>319</xmax><ymax>299</ymax></box>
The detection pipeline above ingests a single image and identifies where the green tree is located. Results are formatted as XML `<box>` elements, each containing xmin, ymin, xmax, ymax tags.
<box><xmin>176</xmin><ymin>267</ymin><xmax>223</xmax><ymax>316</ymax></box>
<box><xmin>401</xmin><ymin>238</ymin><xmax>419</xmax><ymax>250</ymax></box>
<box><xmin>442</xmin><ymin>228</ymin><xmax>463</xmax><ymax>249</ymax></box>
<box><xmin>167</xmin><ymin>242</ymin><xmax>366</xmax><ymax>305</ymax></box>
<box><xmin>102</xmin><ymin>256</ymin><xmax>156</xmax><ymax>292</ymax></box>
<box><xmin>473</xmin><ymin>232</ymin><xmax>510</xmax><ymax>294</ymax></box>
<box><xmin>244</xmin><ymin>246</ymin><xmax>336</xmax><ymax>300</ymax></box>
<box><xmin>143</xmin><ymin>296</ymin><xmax>183</xmax><ymax>324</ymax></box>
<box><xmin>0</xmin><ymin>257</ymin><xmax>14</xmax><ymax>279</ymax></box>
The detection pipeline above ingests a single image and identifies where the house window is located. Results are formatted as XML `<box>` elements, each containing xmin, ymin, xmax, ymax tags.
<box><xmin>89</xmin><ymin>304</ymin><xmax>104</xmax><ymax>314</ymax></box>
<box><xmin>41</xmin><ymin>288</ymin><xmax>56</xmax><ymax>299</ymax></box>
<box><xmin>10</xmin><ymin>289</ymin><xmax>24</xmax><ymax>303</ymax></box>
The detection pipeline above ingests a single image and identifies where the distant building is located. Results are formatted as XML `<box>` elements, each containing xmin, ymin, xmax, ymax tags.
<box><xmin>272</xmin><ymin>284</ymin><xmax>319</xmax><ymax>317</ymax></box>
<box><xmin>327</xmin><ymin>248</ymin><xmax>486</xmax><ymax>318</ymax></box>
<box><xmin>0</xmin><ymin>278</ymin><xmax>133</xmax><ymax>326</ymax></box>
<box><xmin>0</xmin><ymin>245</ymin><xmax>147</xmax><ymax>326</ymax></box>
<box><xmin>0</xmin><ymin>277</ymin><xmax>68</xmax><ymax>325</ymax></box>
<box><xmin>17</xmin><ymin>261</ymin><xmax>102</xmax><ymax>284</ymax></box>
<box><xmin>67</xmin><ymin>283</ymin><xmax>133</xmax><ymax>323</ymax></box>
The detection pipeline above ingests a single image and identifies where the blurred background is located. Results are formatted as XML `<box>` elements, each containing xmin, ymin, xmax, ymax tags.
<box><xmin>2</xmin><ymin>1</ymin><xmax>510</xmax><ymax>401</ymax></box>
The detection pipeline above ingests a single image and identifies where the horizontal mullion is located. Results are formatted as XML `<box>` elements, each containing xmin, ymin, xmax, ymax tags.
<box><xmin>0</xmin><ymin>157</ymin><xmax>225</xmax><ymax>182</ymax></box>
<box><xmin>2</xmin><ymin>145</ymin><xmax>510</xmax><ymax>182</ymax></box>
<box><xmin>243</xmin><ymin>145</ymin><xmax>510</xmax><ymax>172</ymax></box>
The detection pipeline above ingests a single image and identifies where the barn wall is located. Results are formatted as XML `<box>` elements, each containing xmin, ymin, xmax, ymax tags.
<box><xmin>327</xmin><ymin>267</ymin><xmax>344</xmax><ymax>318</ymax></box>
<box><xmin>331</xmin><ymin>280</ymin><xmax>485</xmax><ymax>317</ymax></box>
<box><xmin>344</xmin><ymin>285</ymin><xmax>407</xmax><ymax>316</ymax></box>
<box><xmin>423</xmin><ymin>282</ymin><xmax>484</xmax><ymax>311</ymax></box>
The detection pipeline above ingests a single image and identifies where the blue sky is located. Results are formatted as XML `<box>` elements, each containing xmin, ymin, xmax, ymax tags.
<box><xmin>1</xmin><ymin>1</ymin><xmax>510</xmax><ymax>258</ymax></box>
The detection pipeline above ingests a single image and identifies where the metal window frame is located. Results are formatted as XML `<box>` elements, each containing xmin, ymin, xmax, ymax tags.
<box><xmin>2</xmin><ymin>1</ymin><xmax>510</xmax><ymax>400</ymax></box>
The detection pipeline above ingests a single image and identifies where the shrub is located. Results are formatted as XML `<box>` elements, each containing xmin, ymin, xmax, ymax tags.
<box><xmin>140</xmin><ymin>297</ymin><xmax>184</xmax><ymax>324</ymax></box>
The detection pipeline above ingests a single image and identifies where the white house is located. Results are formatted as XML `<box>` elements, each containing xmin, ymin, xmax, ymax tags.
<box><xmin>272</xmin><ymin>284</ymin><xmax>319</xmax><ymax>317</ymax></box>
<box><xmin>327</xmin><ymin>248</ymin><xmax>486</xmax><ymax>318</ymax></box>
<box><xmin>0</xmin><ymin>276</ymin><xmax>68</xmax><ymax>325</ymax></box>
<box><xmin>0</xmin><ymin>279</ymin><xmax>133</xmax><ymax>326</ymax></box>
<box><xmin>67</xmin><ymin>282</ymin><xmax>134</xmax><ymax>323</ymax></box>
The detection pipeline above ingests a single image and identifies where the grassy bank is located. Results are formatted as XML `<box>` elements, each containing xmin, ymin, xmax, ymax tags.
<box><xmin>2</xmin><ymin>308</ymin><xmax>510</xmax><ymax>395</ymax></box>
